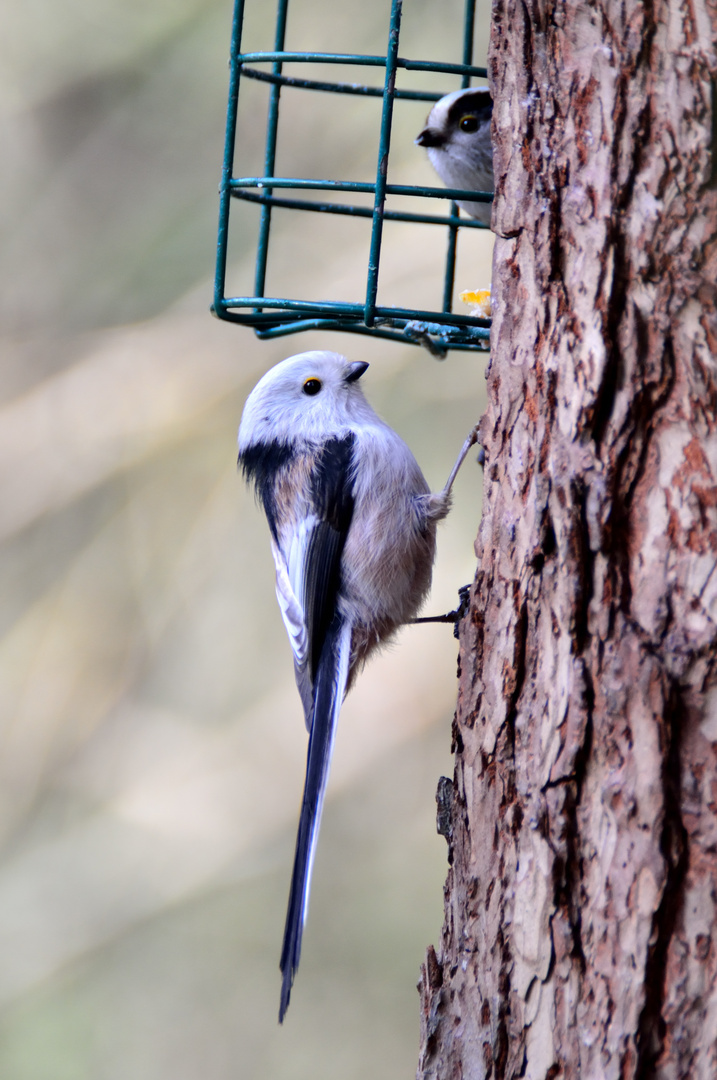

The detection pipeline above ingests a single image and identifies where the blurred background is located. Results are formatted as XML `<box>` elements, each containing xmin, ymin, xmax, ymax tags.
<box><xmin>0</xmin><ymin>0</ymin><xmax>491</xmax><ymax>1075</ymax></box>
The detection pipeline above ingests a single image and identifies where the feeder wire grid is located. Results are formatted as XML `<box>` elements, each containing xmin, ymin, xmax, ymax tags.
<box><xmin>213</xmin><ymin>0</ymin><xmax>493</xmax><ymax>352</ymax></box>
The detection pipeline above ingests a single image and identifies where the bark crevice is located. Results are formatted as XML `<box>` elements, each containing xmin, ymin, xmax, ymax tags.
<box><xmin>635</xmin><ymin>682</ymin><xmax>690</xmax><ymax>1079</ymax></box>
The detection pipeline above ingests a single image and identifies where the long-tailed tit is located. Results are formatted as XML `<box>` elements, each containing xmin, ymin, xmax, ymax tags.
<box><xmin>237</xmin><ymin>351</ymin><xmax>478</xmax><ymax>1021</ymax></box>
<box><xmin>416</xmin><ymin>86</ymin><xmax>493</xmax><ymax>224</ymax></box>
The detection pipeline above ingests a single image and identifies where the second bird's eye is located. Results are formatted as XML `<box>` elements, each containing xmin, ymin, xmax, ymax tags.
<box><xmin>303</xmin><ymin>378</ymin><xmax>322</xmax><ymax>396</ymax></box>
<box><xmin>459</xmin><ymin>114</ymin><xmax>479</xmax><ymax>133</ymax></box>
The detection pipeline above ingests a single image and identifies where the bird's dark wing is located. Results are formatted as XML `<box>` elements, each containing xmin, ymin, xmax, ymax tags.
<box><xmin>265</xmin><ymin>434</ymin><xmax>355</xmax><ymax>726</ymax></box>
<box><xmin>300</xmin><ymin>435</ymin><xmax>355</xmax><ymax>682</ymax></box>
<box><xmin>257</xmin><ymin>435</ymin><xmax>356</xmax><ymax>1021</ymax></box>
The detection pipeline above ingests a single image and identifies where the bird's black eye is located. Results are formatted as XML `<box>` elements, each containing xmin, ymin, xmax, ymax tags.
<box><xmin>302</xmin><ymin>378</ymin><xmax>322</xmax><ymax>396</ymax></box>
<box><xmin>459</xmin><ymin>114</ymin><xmax>479</xmax><ymax>133</ymax></box>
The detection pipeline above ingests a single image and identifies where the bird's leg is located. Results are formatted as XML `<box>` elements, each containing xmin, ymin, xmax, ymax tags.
<box><xmin>440</xmin><ymin>423</ymin><xmax>481</xmax><ymax>499</ymax></box>
<box><xmin>412</xmin><ymin>425</ymin><xmax>482</xmax><ymax>636</ymax></box>
<box><xmin>412</xmin><ymin>584</ymin><xmax>471</xmax><ymax>638</ymax></box>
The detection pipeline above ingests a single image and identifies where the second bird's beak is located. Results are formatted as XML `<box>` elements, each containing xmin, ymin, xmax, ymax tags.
<box><xmin>415</xmin><ymin>127</ymin><xmax>443</xmax><ymax>148</ymax></box>
<box><xmin>345</xmin><ymin>361</ymin><xmax>369</xmax><ymax>383</ymax></box>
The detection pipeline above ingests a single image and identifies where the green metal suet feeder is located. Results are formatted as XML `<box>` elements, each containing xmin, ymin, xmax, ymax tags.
<box><xmin>213</xmin><ymin>0</ymin><xmax>492</xmax><ymax>354</ymax></box>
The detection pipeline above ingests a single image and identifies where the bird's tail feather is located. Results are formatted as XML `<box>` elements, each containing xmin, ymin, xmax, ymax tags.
<box><xmin>279</xmin><ymin>613</ymin><xmax>352</xmax><ymax>1023</ymax></box>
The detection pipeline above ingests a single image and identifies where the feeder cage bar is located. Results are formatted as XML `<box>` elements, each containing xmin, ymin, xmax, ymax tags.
<box><xmin>214</xmin><ymin>0</ymin><xmax>492</xmax><ymax>353</ymax></box>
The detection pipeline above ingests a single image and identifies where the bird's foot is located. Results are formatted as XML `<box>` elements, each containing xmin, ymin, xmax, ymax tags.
<box><xmin>412</xmin><ymin>584</ymin><xmax>471</xmax><ymax>639</ymax></box>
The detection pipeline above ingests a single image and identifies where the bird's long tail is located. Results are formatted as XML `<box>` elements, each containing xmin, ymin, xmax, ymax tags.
<box><xmin>279</xmin><ymin>613</ymin><xmax>352</xmax><ymax>1022</ymax></box>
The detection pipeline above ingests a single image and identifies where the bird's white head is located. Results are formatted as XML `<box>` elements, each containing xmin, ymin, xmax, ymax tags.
<box><xmin>416</xmin><ymin>86</ymin><xmax>493</xmax><ymax>223</ymax></box>
<box><xmin>416</xmin><ymin>86</ymin><xmax>493</xmax><ymax>157</ymax></box>
<box><xmin>238</xmin><ymin>351</ymin><xmax>374</xmax><ymax>452</ymax></box>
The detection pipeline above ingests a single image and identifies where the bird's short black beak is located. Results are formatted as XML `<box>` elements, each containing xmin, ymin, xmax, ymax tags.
<box><xmin>346</xmin><ymin>361</ymin><xmax>369</xmax><ymax>383</ymax></box>
<box><xmin>415</xmin><ymin>128</ymin><xmax>444</xmax><ymax>148</ymax></box>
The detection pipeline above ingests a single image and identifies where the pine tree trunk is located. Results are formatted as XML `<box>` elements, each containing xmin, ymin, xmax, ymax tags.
<box><xmin>417</xmin><ymin>1</ymin><xmax>717</xmax><ymax>1077</ymax></box>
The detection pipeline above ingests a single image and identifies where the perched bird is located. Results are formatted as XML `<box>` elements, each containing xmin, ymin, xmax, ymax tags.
<box><xmin>237</xmin><ymin>351</ymin><xmax>478</xmax><ymax>1021</ymax></box>
<box><xmin>416</xmin><ymin>86</ymin><xmax>494</xmax><ymax>224</ymax></box>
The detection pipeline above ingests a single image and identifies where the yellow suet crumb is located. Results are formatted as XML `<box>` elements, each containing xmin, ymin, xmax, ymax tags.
<box><xmin>459</xmin><ymin>288</ymin><xmax>491</xmax><ymax>319</ymax></box>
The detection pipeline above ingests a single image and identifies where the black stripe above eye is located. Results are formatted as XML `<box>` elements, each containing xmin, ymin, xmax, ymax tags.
<box><xmin>447</xmin><ymin>89</ymin><xmax>493</xmax><ymax>126</ymax></box>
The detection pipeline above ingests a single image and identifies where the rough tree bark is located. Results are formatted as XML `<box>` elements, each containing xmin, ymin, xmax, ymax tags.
<box><xmin>417</xmin><ymin>1</ymin><xmax>717</xmax><ymax>1077</ymax></box>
